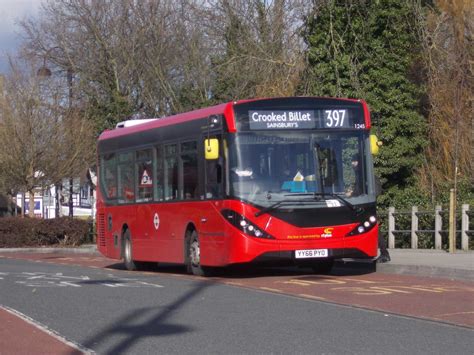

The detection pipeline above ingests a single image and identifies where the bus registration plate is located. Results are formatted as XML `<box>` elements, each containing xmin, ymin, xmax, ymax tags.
<box><xmin>295</xmin><ymin>249</ymin><xmax>328</xmax><ymax>259</ymax></box>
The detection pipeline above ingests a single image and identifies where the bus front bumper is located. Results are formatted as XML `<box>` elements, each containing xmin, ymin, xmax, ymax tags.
<box><xmin>222</xmin><ymin>227</ymin><xmax>378</xmax><ymax>266</ymax></box>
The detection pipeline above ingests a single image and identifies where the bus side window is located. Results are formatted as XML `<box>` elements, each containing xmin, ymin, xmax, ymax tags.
<box><xmin>154</xmin><ymin>146</ymin><xmax>163</xmax><ymax>201</ymax></box>
<box><xmin>118</xmin><ymin>152</ymin><xmax>135</xmax><ymax>203</ymax></box>
<box><xmin>181</xmin><ymin>141</ymin><xmax>198</xmax><ymax>200</ymax></box>
<box><xmin>136</xmin><ymin>149</ymin><xmax>153</xmax><ymax>202</ymax></box>
<box><xmin>164</xmin><ymin>144</ymin><xmax>178</xmax><ymax>200</ymax></box>
<box><xmin>205</xmin><ymin>136</ymin><xmax>223</xmax><ymax>199</ymax></box>
<box><xmin>205</xmin><ymin>159</ymin><xmax>222</xmax><ymax>199</ymax></box>
<box><xmin>101</xmin><ymin>153</ymin><xmax>117</xmax><ymax>200</ymax></box>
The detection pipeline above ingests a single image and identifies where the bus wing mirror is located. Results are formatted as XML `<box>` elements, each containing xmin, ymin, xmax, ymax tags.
<box><xmin>370</xmin><ymin>134</ymin><xmax>382</xmax><ymax>155</ymax></box>
<box><xmin>205</xmin><ymin>139</ymin><xmax>219</xmax><ymax>160</ymax></box>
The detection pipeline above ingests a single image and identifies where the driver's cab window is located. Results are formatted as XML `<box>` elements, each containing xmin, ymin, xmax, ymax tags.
<box><xmin>205</xmin><ymin>135</ymin><xmax>224</xmax><ymax>199</ymax></box>
<box><xmin>313</xmin><ymin>143</ymin><xmax>341</xmax><ymax>193</ymax></box>
<box><xmin>342</xmin><ymin>137</ymin><xmax>366</xmax><ymax>196</ymax></box>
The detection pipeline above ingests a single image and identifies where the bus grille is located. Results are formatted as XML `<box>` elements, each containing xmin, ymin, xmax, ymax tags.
<box><xmin>97</xmin><ymin>213</ymin><xmax>106</xmax><ymax>247</ymax></box>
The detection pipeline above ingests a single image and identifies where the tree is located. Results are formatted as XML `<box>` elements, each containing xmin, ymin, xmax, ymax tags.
<box><xmin>301</xmin><ymin>0</ymin><xmax>429</xmax><ymax>207</ymax></box>
<box><xmin>0</xmin><ymin>62</ymin><xmax>95</xmax><ymax>217</ymax></box>
<box><xmin>209</xmin><ymin>0</ymin><xmax>309</xmax><ymax>101</ymax></box>
<box><xmin>417</xmin><ymin>0</ymin><xmax>473</xmax><ymax>203</ymax></box>
<box><xmin>19</xmin><ymin>0</ymin><xmax>310</xmax><ymax>134</ymax></box>
<box><xmin>20</xmin><ymin>0</ymin><xmax>214</xmax><ymax>133</ymax></box>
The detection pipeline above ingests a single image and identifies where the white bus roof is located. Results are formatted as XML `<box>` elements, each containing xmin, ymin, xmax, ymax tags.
<box><xmin>115</xmin><ymin>118</ymin><xmax>158</xmax><ymax>128</ymax></box>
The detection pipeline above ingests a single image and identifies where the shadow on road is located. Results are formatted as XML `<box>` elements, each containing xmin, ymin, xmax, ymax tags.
<box><xmin>104</xmin><ymin>259</ymin><xmax>376</xmax><ymax>279</ymax></box>
<box><xmin>80</xmin><ymin>281</ymin><xmax>211</xmax><ymax>354</ymax></box>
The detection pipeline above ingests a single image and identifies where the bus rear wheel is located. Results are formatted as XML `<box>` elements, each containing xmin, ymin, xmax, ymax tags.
<box><xmin>186</xmin><ymin>230</ymin><xmax>212</xmax><ymax>277</ymax></box>
<box><xmin>123</xmin><ymin>230</ymin><xmax>148</xmax><ymax>271</ymax></box>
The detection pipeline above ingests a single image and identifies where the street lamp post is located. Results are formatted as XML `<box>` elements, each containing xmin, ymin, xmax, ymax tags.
<box><xmin>37</xmin><ymin>60</ymin><xmax>58</xmax><ymax>218</ymax></box>
<box><xmin>67</xmin><ymin>69</ymin><xmax>74</xmax><ymax>218</ymax></box>
<box><xmin>37</xmin><ymin>58</ymin><xmax>75</xmax><ymax>218</ymax></box>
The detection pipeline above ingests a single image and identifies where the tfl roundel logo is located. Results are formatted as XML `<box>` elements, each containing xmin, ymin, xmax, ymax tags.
<box><xmin>153</xmin><ymin>213</ymin><xmax>160</xmax><ymax>230</ymax></box>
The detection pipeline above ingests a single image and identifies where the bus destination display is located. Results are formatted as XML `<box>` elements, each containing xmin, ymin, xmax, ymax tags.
<box><xmin>246</xmin><ymin>108</ymin><xmax>364</xmax><ymax>130</ymax></box>
<box><xmin>249</xmin><ymin>110</ymin><xmax>316</xmax><ymax>129</ymax></box>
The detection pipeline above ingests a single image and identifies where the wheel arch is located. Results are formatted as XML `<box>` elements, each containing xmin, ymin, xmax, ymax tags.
<box><xmin>183</xmin><ymin>222</ymin><xmax>197</xmax><ymax>259</ymax></box>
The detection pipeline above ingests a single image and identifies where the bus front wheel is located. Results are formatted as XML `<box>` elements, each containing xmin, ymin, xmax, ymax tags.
<box><xmin>186</xmin><ymin>230</ymin><xmax>212</xmax><ymax>277</ymax></box>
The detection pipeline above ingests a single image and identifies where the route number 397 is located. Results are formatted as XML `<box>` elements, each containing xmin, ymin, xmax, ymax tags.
<box><xmin>324</xmin><ymin>110</ymin><xmax>346</xmax><ymax>127</ymax></box>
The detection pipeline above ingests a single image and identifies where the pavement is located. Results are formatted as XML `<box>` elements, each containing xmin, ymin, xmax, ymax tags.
<box><xmin>373</xmin><ymin>249</ymin><xmax>474</xmax><ymax>281</ymax></box>
<box><xmin>0</xmin><ymin>245</ymin><xmax>473</xmax><ymax>281</ymax></box>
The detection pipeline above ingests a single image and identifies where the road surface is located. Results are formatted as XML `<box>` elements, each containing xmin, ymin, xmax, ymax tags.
<box><xmin>0</xmin><ymin>253</ymin><xmax>473</xmax><ymax>354</ymax></box>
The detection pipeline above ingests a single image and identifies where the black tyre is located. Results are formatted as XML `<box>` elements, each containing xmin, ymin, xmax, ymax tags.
<box><xmin>311</xmin><ymin>259</ymin><xmax>334</xmax><ymax>274</ymax></box>
<box><xmin>185</xmin><ymin>230</ymin><xmax>213</xmax><ymax>277</ymax></box>
<box><xmin>123</xmin><ymin>230</ymin><xmax>148</xmax><ymax>271</ymax></box>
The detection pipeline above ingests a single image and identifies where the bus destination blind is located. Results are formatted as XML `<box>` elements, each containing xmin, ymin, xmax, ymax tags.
<box><xmin>247</xmin><ymin>109</ymin><xmax>362</xmax><ymax>130</ymax></box>
<box><xmin>249</xmin><ymin>110</ymin><xmax>315</xmax><ymax>129</ymax></box>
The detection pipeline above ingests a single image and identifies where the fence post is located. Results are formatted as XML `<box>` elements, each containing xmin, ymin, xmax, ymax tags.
<box><xmin>435</xmin><ymin>205</ymin><xmax>443</xmax><ymax>250</ymax></box>
<box><xmin>461</xmin><ymin>204</ymin><xmax>469</xmax><ymax>251</ymax></box>
<box><xmin>388</xmin><ymin>207</ymin><xmax>395</xmax><ymax>249</ymax></box>
<box><xmin>411</xmin><ymin>206</ymin><xmax>418</xmax><ymax>249</ymax></box>
<box><xmin>449</xmin><ymin>189</ymin><xmax>456</xmax><ymax>253</ymax></box>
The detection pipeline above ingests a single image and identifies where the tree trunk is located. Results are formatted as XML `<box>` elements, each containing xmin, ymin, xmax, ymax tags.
<box><xmin>57</xmin><ymin>184</ymin><xmax>63</xmax><ymax>217</ymax></box>
<box><xmin>21</xmin><ymin>192</ymin><xmax>26</xmax><ymax>217</ymax></box>
<box><xmin>6</xmin><ymin>194</ymin><xmax>13</xmax><ymax>216</ymax></box>
<box><xmin>69</xmin><ymin>177</ymin><xmax>74</xmax><ymax>217</ymax></box>
<box><xmin>28</xmin><ymin>190</ymin><xmax>35</xmax><ymax>218</ymax></box>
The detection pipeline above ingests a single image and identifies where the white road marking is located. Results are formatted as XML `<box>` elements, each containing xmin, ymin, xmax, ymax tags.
<box><xmin>1</xmin><ymin>305</ymin><xmax>95</xmax><ymax>354</ymax></box>
<box><xmin>2</xmin><ymin>272</ymin><xmax>164</xmax><ymax>289</ymax></box>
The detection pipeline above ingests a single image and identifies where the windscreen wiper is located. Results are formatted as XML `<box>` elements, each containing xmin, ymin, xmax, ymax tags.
<box><xmin>311</xmin><ymin>192</ymin><xmax>355</xmax><ymax>210</ymax></box>
<box><xmin>314</xmin><ymin>192</ymin><xmax>364</xmax><ymax>214</ymax></box>
<box><xmin>254</xmin><ymin>199</ymin><xmax>314</xmax><ymax>217</ymax></box>
<box><xmin>284</xmin><ymin>192</ymin><xmax>362</xmax><ymax>214</ymax></box>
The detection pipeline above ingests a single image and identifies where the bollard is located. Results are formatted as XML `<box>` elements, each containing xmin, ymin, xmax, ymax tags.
<box><xmin>411</xmin><ymin>206</ymin><xmax>418</xmax><ymax>249</ymax></box>
<box><xmin>448</xmin><ymin>189</ymin><xmax>456</xmax><ymax>253</ymax></box>
<box><xmin>461</xmin><ymin>204</ymin><xmax>469</xmax><ymax>251</ymax></box>
<box><xmin>435</xmin><ymin>205</ymin><xmax>442</xmax><ymax>250</ymax></box>
<box><xmin>388</xmin><ymin>207</ymin><xmax>395</xmax><ymax>249</ymax></box>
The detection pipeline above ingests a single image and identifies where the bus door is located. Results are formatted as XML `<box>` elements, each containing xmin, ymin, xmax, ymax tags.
<box><xmin>199</xmin><ymin>134</ymin><xmax>227</xmax><ymax>265</ymax></box>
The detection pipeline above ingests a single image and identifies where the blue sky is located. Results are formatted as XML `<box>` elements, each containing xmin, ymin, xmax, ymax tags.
<box><xmin>0</xmin><ymin>0</ymin><xmax>41</xmax><ymax>74</ymax></box>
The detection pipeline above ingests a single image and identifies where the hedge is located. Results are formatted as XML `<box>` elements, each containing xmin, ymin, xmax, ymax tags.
<box><xmin>0</xmin><ymin>217</ymin><xmax>91</xmax><ymax>248</ymax></box>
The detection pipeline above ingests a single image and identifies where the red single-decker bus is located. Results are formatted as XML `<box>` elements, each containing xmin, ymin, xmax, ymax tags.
<box><xmin>96</xmin><ymin>97</ymin><xmax>379</xmax><ymax>275</ymax></box>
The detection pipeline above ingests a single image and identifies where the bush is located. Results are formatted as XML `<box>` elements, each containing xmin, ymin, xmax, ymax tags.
<box><xmin>0</xmin><ymin>217</ymin><xmax>91</xmax><ymax>248</ymax></box>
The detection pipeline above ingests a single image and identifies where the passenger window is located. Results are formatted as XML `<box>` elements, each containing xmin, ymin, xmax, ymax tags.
<box><xmin>154</xmin><ymin>146</ymin><xmax>163</xmax><ymax>201</ymax></box>
<box><xmin>164</xmin><ymin>144</ymin><xmax>178</xmax><ymax>200</ymax></box>
<box><xmin>101</xmin><ymin>154</ymin><xmax>117</xmax><ymax>200</ymax></box>
<box><xmin>181</xmin><ymin>141</ymin><xmax>198</xmax><ymax>199</ymax></box>
<box><xmin>136</xmin><ymin>149</ymin><xmax>153</xmax><ymax>202</ymax></box>
<box><xmin>118</xmin><ymin>152</ymin><xmax>135</xmax><ymax>203</ymax></box>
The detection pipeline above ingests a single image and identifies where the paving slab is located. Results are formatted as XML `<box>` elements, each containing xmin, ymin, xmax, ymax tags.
<box><xmin>375</xmin><ymin>249</ymin><xmax>474</xmax><ymax>281</ymax></box>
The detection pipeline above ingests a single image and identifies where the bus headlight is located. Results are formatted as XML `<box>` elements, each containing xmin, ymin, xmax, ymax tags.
<box><xmin>221</xmin><ymin>209</ymin><xmax>274</xmax><ymax>239</ymax></box>
<box><xmin>346</xmin><ymin>216</ymin><xmax>377</xmax><ymax>237</ymax></box>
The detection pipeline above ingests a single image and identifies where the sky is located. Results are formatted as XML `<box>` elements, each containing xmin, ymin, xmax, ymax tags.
<box><xmin>0</xmin><ymin>0</ymin><xmax>41</xmax><ymax>74</ymax></box>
